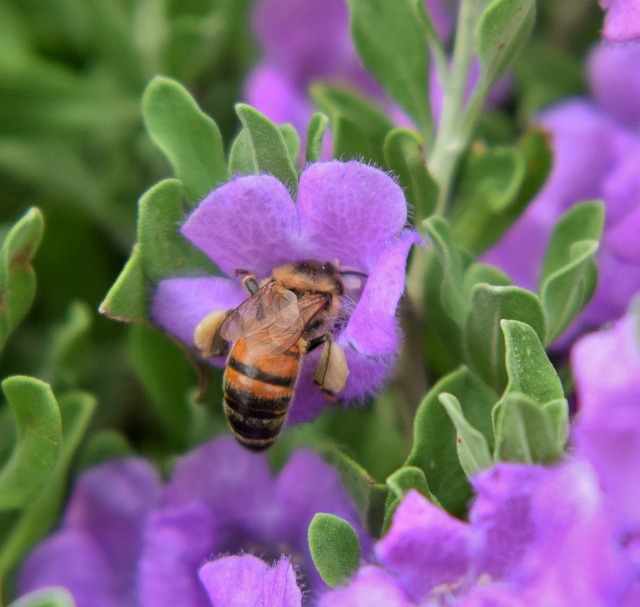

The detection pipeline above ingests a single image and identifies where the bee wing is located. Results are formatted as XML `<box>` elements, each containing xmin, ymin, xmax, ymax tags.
<box><xmin>220</xmin><ymin>283</ymin><xmax>330</xmax><ymax>358</ymax></box>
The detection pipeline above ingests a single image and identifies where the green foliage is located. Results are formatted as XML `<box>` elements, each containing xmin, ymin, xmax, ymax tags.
<box><xmin>305</xmin><ymin>112</ymin><xmax>330</xmax><ymax>163</ymax></box>
<box><xmin>0</xmin><ymin>377</ymin><xmax>62</xmax><ymax>510</ymax></box>
<box><xmin>476</xmin><ymin>0</ymin><xmax>537</xmax><ymax>95</ymax></box>
<box><xmin>0</xmin><ymin>208</ymin><xmax>44</xmax><ymax>353</ymax></box>
<box><xmin>406</xmin><ymin>367</ymin><xmax>496</xmax><ymax>518</ymax></box>
<box><xmin>230</xmin><ymin>104</ymin><xmax>299</xmax><ymax>193</ymax></box>
<box><xmin>311</xmin><ymin>85</ymin><xmax>393</xmax><ymax>165</ymax></box>
<box><xmin>142</xmin><ymin>76</ymin><xmax>227</xmax><ymax>204</ymax></box>
<box><xmin>308</xmin><ymin>513</ymin><xmax>362</xmax><ymax>588</ymax></box>
<box><xmin>346</xmin><ymin>0</ymin><xmax>432</xmax><ymax>137</ymax></box>
<box><xmin>539</xmin><ymin>201</ymin><xmax>604</xmax><ymax>342</ymax></box>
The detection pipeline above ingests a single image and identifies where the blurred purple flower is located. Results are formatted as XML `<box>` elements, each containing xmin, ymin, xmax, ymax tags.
<box><xmin>484</xmin><ymin>44</ymin><xmax>640</xmax><ymax>338</ymax></box>
<box><xmin>19</xmin><ymin>437</ymin><xmax>371</xmax><ymax>607</ymax></box>
<box><xmin>319</xmin><ymin>305</ymin><xmax>640</xmax><ymax>606</ymax></box>
<box><xmin>600</xmin><ymin>0</ymin><xmax>640</xmax><ymax>43</ymax></box>
<box><xmin>152</xmin><ymin>161</ymin><xmax>419</xmax><ymax>424</ymax></box>
<box><xmin>245</xmin><ymin>0</ymin><xmax>455</xmax><ymax>136</ymax></box>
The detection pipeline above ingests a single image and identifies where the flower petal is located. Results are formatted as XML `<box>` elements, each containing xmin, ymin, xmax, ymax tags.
<box><xmin>19</xmin><ymin>531</ymin><xmax>125</xmax><ymax>607</ymax></box>
<box><xmin>272</xmin><ymin>450</ymin><xmax>372</xmax><ymax>590</ymax></box>
<box><xmin>138</xmin><ymin>503</ymin><xmax>214</xmax><ymax>607</ymax></box>
<box><xmin>181</xmin><ymin>176</ymin><xmax>300</xmax><ymax>278</ymax></box>
<box><xmin>317</xmin><ymin>565</ymin><xmax>412</xmax><ymax>607</ymax></box>
<box><xmin>342</xmin><ymin>230</ymin><xmax>421</xmax><ymax>356</ymax></box>
<box><xmin>376</xmin><ymin>491</ymin><xmax>471</xmax><ymax>602</ymax></box>
<box><xmin>600</xmin><ymin>0</ymin><xmax>640</xmax><ymax>43</ymax></box>
<box><xmin>199</xmin><ymin>555</ymin><xmax>302</xmax><ymax>607</ymax></box>
<box><xmin>588</xmin><ymin>44</ymin><xmax>640</xmax><ymax>130</ymax></box>
<box><xmin>161</xmin><ymin>436</ymin><xmax>274</xmax><ymax>548</ymax></box>
<box><xmin>296</xmin><ymin>162</ymin><xmax>408</xmax><ymax>270</ymax></box>
<box><xmin>151</xmin><ymin>276</ymin><xmax>247</xmax><ymax>356</ymax></box>
<box><xmin>63</xmin><ymin>459</ymin><xmax>161</xmax><ymax>575</ymax></box>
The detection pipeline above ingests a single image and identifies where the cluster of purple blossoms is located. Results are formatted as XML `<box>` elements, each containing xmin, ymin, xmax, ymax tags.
<box><xmin>318</xmin><ymin>307</ymin><xmax>640</xmax><ymax>606</ymax></box>
<box><xmin>600</xmin><ymin>0</ymin><xmax>640</xmax><ymax>43</ymax></box>
<box><xmin>484</xmin><ymin>43</ymin><xmax>640</xmax><ymax>340</ymax></box>
<box><xmin>244</xmin><ymin>0</ymin><xmax>454</xmax><ymax>135</ymax></box>
<box><xmin>152</xmin><ymin>160</ymin><xmax>419</xmax><ymax>424</ymax></box>
<box><xmin>18</xmin><ymin>436</ymin><xmax>371</xmax><ymax>606</ymax></box>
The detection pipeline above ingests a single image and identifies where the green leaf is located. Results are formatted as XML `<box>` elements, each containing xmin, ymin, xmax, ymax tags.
<box><xmin>543</xmin><ymin>398</ymin><xmax>570</xmax><ymax>453</ymax></box>
<box><xmin>306</xmin><ymin>112</ymin><xmax>330</xmax><ymax>163</ymax></box>
<box><xmin>406</xmin><ymin>367</ymin><xmax>496</xmax><ymax>517</ymax></box>
<box><xmin>142</xmin><ymin>76</ymin><xmax>226</xmax><ymax>203</ymax></box>
<box><xmin>539</xmin><ymin>201</ymin><xmax>604</xmax><ymax>342</ymax></box>
<box><xmin>233</xmin><ymin>103</ymin><xmax>299</xmax><ymax>193</ymax></box>
<box><xmin>386</xmin><ymin>465</ymin><xmax>439</xmax><ymax>505</ymax></box>
<box><xmin>346</xmin><ymin>0</ymin><xmax>431</xmax><ymax>136</ymax></box>
<box><xmin>8</xmin><ymin>587</ymin><xmax>75</xmax><ymax>607</ymax></box>
<box><xmin>439</xmin><ymin>393</ymin><xmax>493</xmax><ymax>476</ymax></box>
<box><xmin>137</xmin><ymin>178</ymin><xmax>215</xmax><ymax>283</ymax></box>
<box><xmin>279</xmin><ymin>123</ymin><xmax>301</xmax><ymax>167</ymax></box>
<box><xmin>476</xmin><ymin>0</ymin><xmax>536</xmax><ymax>92</ymax></box>
<box><xmin>500</xmin><ymin>319</ymin><xmax>564</xmax><ymax>403</ymax></box>
<box><xmin>463</xmin><ymin>263</ymin><xmax>512</xmax><ymax>292</ymax></box>
<box><xmin>99</xmin><ymin>245</ymin><xmax>147</xmax><ymax>322</ymax></box>
<box><xmin>464</xmin><ymin>284</ymin><xmax>546</xmax><ymax>393</ymax></box>
<box><xmin>325</xmin><ymin>449</ymin><xmax>388</xmax><ymax>537</ymax></box>
<box><xmin>384</xmin><ymin>128</ymin><xmax>438</xmax><ymax>223</ymax></box>
<box><xmin>423</xmin><ymin>217</ymin><xmax>468</xmax><ymax>325</ymax></box>
<box><xmin>0</xmin><ymin>391</ymin><xmax>95</xmax><ymax>576</ymax></box>
<box><xmin>39</xmin><ymin>301</ymin><xmax>92</xmax><ymax>390</ymax></box>
<box><xmin>0</xmin><ymin>207</ymin><xmax>44</xmax><ymax>352</ymax></box>
<box><xmin>128</xmin><ymin>323</ymin><xmax>196</xmax><ymax>449</ymax></box>
<box><xmin>0</xmin><ymin>377</ymin><xmax>62</xmax><ymax>510</ymax></box>
<box><xmin>310</xmin><ymin>85</ymin><xmax>393</xmax><ymax>165</ymax></box>
<box><xmin>493</xmin><ymin>391</ymin><xmax>564</xmax><ymax>464</ymax></box>
<box><xmin>308</xmin><ymin>513</ymin><xmax>362</xmax><ymax>588</ymax></box>
<box><xmin>450</xmin><ymin>146</ymin><xmax>526</xmax><ymax>254</ymax></box>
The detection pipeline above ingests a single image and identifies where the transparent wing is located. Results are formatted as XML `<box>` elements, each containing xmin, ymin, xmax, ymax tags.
<box><xmin>219</xmin><ymin>282</ymin><xmax>330</xmax><ymax>357</ymax></box>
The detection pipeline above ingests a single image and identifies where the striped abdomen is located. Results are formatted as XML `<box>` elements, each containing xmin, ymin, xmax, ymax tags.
<box><xmin>223</xmin><ymin>339</ymin><xmax>301</xmax><ymax>450</ymax></box>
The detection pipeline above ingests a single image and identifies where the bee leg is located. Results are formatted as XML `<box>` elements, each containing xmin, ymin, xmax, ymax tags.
<box><xmin>310</xmin><ymin>334</ymin><xmax>350</xmax><ymax>402</ymax></box>
<box><xmin>234</xmin><ymin>269</ymin><xmax>260</xmax><ymax>295</ymax></box>
<box><xmin>193</xmin><ymin>309</ymin><xmax>231</xmax><ymax>358</ymax></box>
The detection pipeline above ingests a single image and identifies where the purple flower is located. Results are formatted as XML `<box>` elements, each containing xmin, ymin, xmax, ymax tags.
<box><xmin>151</xmin><ymin>161</ymin><xmax>418</xmax><ymax>425</ymax></box>
<box><xmin>19</xmin><ymin>437</ymin><xmax>371</xmax><ymax>606</ymax></box>
<box><xmin>245</xmin><ymin>0</ymin><xmax>455</xmax><ymax>135</ymax></box>
<box><xmin>600</xmin><ymin>0</ymin><xmax>640</xmax><ymax>43</ymax></box>
<box><xmin>572</xmin><ymin>309</ymin><xmax>640</xmax><ymax>543</ymax></box>
<box><xmin>320</xmin><ymin>461</ymin><xmax>637</xmax><ymax>606</ymax></box>
<box><xmin>484</xmin><ymin>43</ymin><xmax>640</xmax><ymax>338</ymax></box>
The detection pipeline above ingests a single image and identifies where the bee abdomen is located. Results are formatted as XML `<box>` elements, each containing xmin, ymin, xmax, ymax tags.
<box><xmin>223</xmin><ymin>349</ymin><xmax>298</xmax><ymax>451</ymax></box>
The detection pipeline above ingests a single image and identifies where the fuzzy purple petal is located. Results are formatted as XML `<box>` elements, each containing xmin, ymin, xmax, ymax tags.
<box><xmin>589</xmin><ymin>44</ymin><xmax>640</xmax><ymax>129</ymax></box>
<box><xmin>484</xmin><ymin>99</ymin><xmax>634</xmax><ymax>290</ymax></box>
<box><xmin>600</xmin><ymin>0</ymin><xmax>640</xmax><ymax>43</ymax></box>
<box><xmin>20</xmin><ymin>459</ymin><xmax>161</xmax><ymax>607</ymax></box>
<box><xmin>138</xmin><ymin>503</ymin><xmax>214</xmax><ymax>607</ymax></box>
<box><xmin>376</xmin><ymin>491</ymin><xmax>471</xmax><ymax>602</ymax></box>
<box><xmin>318</xmin><ymin>566</ymin><xmax>412</xmax><ymax>607</ymax></box>
<box><xmin>572</xmin><ymin>313</ymin><xmax>640</xmax><ymax>535</ymax></box>
<box><xmin>342</xmin><ymin>231</ymin><xmax>421</xmax><ymax>356</ymax></box>
<box><xmin>199</xmin><ymin>555</ymin><xmax>302</xmax><ymax>607</ymax></box>
<box><xmin>62</xmin><ymin>460</ymin><xmax>161</xmax><ymax>575</ymax></box>
<box><xmin>151</xmin><ymin>276</ymin><xmax>246</xmax><ymax>357</ymax></box>
<box><xmin>19</xmin><ymin>531</ymin><xmax>124</xmax><ymax>607</ymax></box>
<box><xmin>469</xmin><ymin>465</ymin><xmax>546</xmax><ymax>580</ymax></box>
<box><xmin>161</xmin><ymin>437</ymin><xmax>274</xmax><ymax>547</ymax></box>
<box><xmin>272</xmin><ymin>450</ymin><xmax>372</xmax><ymax>591</ymax></box>
<box><xmin>296</xmin><ymin>162</ymin><xmax>408</xmax><ymax>271</ymax></box>
<box><xmin>181</xmin><ymin>176</ymin><xmax>300</xmax><ymax>278</ymax></box>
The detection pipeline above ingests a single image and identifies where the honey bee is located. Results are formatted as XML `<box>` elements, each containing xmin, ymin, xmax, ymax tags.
<box><xmin>194</xmin><ymin>260</ymin><xmax>354</xmax><ymax>451</ymax></box>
